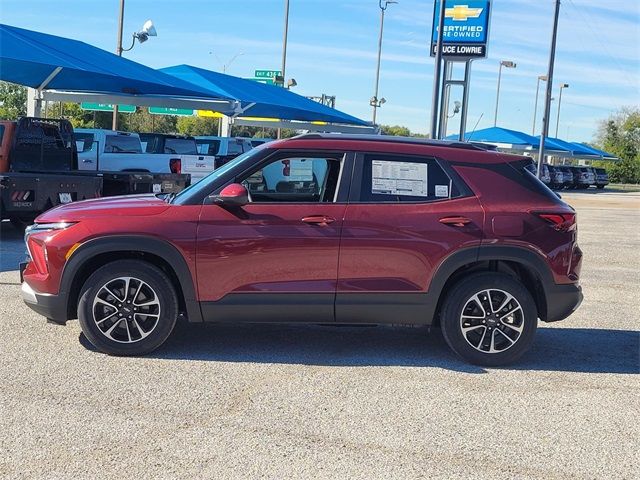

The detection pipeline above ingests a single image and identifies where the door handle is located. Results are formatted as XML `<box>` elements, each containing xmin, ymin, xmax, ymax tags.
<box><xmin>301</xmin><ymin>215</ymin><xmax>336</xmax><ymax>226</ymax></box>
<box><xmin>82</xmin><ymin>159</ymin><xmax>94</xmax><ymax>163</ymax></box>
<box><xmin>439</xmin><ymin>216</ymin><xmax>472</xmax><ymax>227</ymax></box>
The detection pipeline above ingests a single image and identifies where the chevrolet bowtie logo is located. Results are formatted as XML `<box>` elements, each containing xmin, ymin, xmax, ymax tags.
<box><xmin>445</xmin><ymin>4</ymin><xmax>483</xmax><ymax>21</ymax></box>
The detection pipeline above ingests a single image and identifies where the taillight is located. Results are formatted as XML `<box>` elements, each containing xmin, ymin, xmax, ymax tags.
<box><xmin>535</xmin><ymin>212</ymin><xmax>576</xmax><ymax>232</ymax></box>
<box><xmin>169</xmin><ymin>158</ymin><xmax>182</xmax><ymax>174</ymax></box>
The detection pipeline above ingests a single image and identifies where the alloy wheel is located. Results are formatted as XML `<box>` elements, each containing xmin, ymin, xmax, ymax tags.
<box><xmin>92</xmin><ymin>277</ymin><xmax>161</xmax><ymax>344</ymax></box>
<box><xmin>459</xmin><ymin>288</ymin><xmax>524</xmax><ymax>354</ymax></box>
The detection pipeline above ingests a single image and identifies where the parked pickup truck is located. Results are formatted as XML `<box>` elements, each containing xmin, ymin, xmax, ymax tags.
<box><xmin>139</xmin><ymin>133</ymin><xmax>214</xmax><ymax>184</ymax></box>
<box><xmin>75</xmin><ymin>129</ymin><xmax>212</xmax><ymax>184</ymax></box>
<box><xmin>0</xmin><ymin>117</ymin><xmax>102</xmax><ymax>227</ymax></box>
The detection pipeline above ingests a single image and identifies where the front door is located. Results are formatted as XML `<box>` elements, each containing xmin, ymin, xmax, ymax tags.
<box><xmin>196</xmin><ymin>151</ymin><xmax>350</xmax><ymax>323</ymax></box>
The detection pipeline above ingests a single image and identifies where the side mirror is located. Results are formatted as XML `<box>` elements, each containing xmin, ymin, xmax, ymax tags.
<box><xmin>208</xmin><ymin>183</ymin><xmax>249</xmax><ymax>206</ymax></box>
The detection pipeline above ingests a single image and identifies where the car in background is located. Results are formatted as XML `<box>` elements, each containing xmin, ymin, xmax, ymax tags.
<box><xmin>569</xmin><ymin>166</ymin><xmax>595</xmax><ymax>189</ymax></box>
<box><xmin>21</xmin><ymin>134</ymin><xmax>583</xmax><ymax>366</ymax></box>
<box><xmin>548</xmin><ymin>165</ymin><xmax>564</xmax><ymax>190</ymax></box>
<box><xmin>525</xmin><ymin>162</ymin><xmax>551</xmax><ymax>186</ymax></box>
<box><xmin>195</xmin><ymin>136</ymin><xmax>253</xmax><ymax>168</ymax></box>
<box><xmin>593</xmin><ymin>167</ymin><xmax>609</xmax><ymax>189</ymax></box>
<box><xmin>556</xmin><ymin>166</ymin><xmax>574</xmax><ymax>189</ymax></box>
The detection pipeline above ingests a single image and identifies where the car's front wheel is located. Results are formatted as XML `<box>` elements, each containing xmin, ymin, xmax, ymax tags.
<box><xmin>78</xmin><ymin>260</ymin><xmax>178</xmax><ymax>356</ymax></box>
<box><xmin>440</xmin><ymin>273</ymin><xmax>538</xmax><ymax>366</ymax></box>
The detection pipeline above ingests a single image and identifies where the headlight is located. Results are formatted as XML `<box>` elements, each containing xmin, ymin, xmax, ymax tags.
<box><xmin>24</xmin><ymin>222</ymin><xmax>76</xmax><ymax>266</ymax></box>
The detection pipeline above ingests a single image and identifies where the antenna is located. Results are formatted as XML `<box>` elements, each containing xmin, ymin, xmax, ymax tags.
<box><xmin>467</xmin><ymin>113</ymin><xmax>484</xmax><ymax>142</ymax></box>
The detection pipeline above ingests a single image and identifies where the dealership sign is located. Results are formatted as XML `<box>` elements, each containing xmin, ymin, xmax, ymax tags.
<box><xmin>431</xmin><ymin>1</ymin><xmax>491</xmax><ymax>58</ymax></box>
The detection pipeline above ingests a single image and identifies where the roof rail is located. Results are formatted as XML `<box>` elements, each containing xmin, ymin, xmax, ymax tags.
<box><xmin>287</xmin><ymin>133</ymin><xmax>493</xmax><ymax>151</ymax></box>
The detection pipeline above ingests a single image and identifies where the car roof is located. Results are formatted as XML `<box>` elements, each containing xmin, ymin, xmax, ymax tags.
<box><xmin>266</xmin><ymin>133</ymin><xmax>517</xmax><ymax>164</ymax></box>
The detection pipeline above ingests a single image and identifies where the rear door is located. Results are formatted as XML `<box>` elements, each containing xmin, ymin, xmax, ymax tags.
<box><xmin>336</xmin><ymin>152</ymin><xmax>484</xmax><ymax>324</ymax></box>
<box><xmin>196</xmin><ymin>150</ymin><xmax>352</xmax><ymax>323</ymax></box>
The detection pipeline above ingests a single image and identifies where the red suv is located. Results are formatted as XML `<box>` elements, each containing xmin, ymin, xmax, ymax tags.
<box><xmin>21</xmin><ymin>135</ymin><xmax>583</xmax><ymax>365</ymax></box>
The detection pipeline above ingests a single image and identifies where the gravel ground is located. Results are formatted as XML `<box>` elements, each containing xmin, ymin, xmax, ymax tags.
<box><xmin>0</xmin><ymin>190</ymin><xmax>638</xmax><ymax>479</ymax></box>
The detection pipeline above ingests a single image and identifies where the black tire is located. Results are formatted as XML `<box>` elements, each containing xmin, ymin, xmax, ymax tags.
<box><xmin>440</xmin><ymin>273</ymin><xmax>538</xmax><ymax>366</ymax></box>
<box><xmin>597</xmin><ymin>185</ymin><xmax>605</xmax><ymax>190</ymax></box>
<box><xmin>78</xmin><ymin>259</ymin><xmax>178</xmax><ymax>356</ymax></box>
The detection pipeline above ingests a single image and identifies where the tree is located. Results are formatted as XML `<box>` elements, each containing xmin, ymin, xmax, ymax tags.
<box><xmin>0</xmin><ymin>81</ymin><xmax>27</xmax><ymax>119</ymax></box>
<box><xmin>121</xmin><ymin>110</ymin><xmax>177</xmax><ymax>134</ymax></box>
<box><xmin>176</xmin><ymin>116</ymin><xmax>219</xmax><ymax>136</ymax></box>
<box><xmin>381</xmin><ymin>124</ymin><xmax>411</xmax><ymax>136</ymax></box>
<box><xmin>594</xmin><ymin>107</ymin><xmax>640</xmax><ymax>184</ymax></box>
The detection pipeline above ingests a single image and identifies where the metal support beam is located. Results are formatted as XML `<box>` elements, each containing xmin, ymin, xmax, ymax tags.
<box><xmin>429</xmin><ymin>0</ymin><xmax>446</xmax><ymax>138</ymax></box>
<box><xmin>459</xmin><ymin>61</ymin><xmax>472</xmax><ymax>141</ymax></box>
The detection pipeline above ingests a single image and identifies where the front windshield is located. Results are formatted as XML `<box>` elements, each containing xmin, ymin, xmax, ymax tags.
<box><xmin>171</xmin><ymin>147</ymin><xmax>261</xmax><ymax>203</ymax></box>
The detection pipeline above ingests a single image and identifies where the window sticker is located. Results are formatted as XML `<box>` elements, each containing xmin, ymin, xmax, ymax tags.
<box><xmin>289</xmin><ymin>159</ymin><xmax>314</xmax><ymax>181</ymax></box>
<box><xmin>372</xmin><ymin>160</ymin><xmax>428</xmax><ymax>197</ymax></box>
<box><xmin>435</xmin><ymin>184</ymin><xmax>449</xmax><ymax>197</ymax></box>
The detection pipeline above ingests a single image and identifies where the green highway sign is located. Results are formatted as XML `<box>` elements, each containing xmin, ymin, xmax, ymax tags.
<box><xmin>148</xmin><ymin>107</ymin><xmax>194</xmax><ymax>116</ymax></box>
<box><xmin>254</xmin><ymin>69</ymin><xmax>282</xmax><ymax>79</ymax></box>
<box><xmin>251</xmin><ymin>78</ymin><xmax>275</xmax><ymax>85</ymax></box>
<box><xmin>80</xmin><ymin>102</ymin><xmax>136</xmax><ymax>113</ymax></box>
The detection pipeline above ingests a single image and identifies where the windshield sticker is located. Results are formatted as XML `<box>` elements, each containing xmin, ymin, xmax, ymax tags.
<box><xmin>372</xmin><ymin>160</ymin><xmax>428</xmax><ymax>197</ymax></box>
<box><xmin>435</xmin><ymin>185</ymin><xmax>449</xmax><ymax>197</ymax></box>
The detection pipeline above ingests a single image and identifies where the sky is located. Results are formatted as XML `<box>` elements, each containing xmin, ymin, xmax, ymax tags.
<box><xmin>1</xmin><ymin>0</ymin><xmax>638</xmax><ymax>142</ymax></box>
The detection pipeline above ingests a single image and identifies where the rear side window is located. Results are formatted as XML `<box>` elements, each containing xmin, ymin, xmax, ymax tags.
<box><xmin>74</xmin><ymin>133</ymin><xmax>95</xmax><ymax>152</ymax></box>
<box><xmin>356</xmin><ymin>154</ymin><xmax>461</xmax><ymax>203</ymax></box>
<box><xmin>228</xmin><ymin>139</ymin><xmax>244</xmax><ymax>155</ymax></box>
<box><xmin>197</xmin><ymin>139</ymin><xmax>220</xmax><ymax>155</ymax></box>
<box><xmin>517</xmin><ymin>160</ymin><xmax>562</xmax><ymax>201</ymax></box>
<box><xmin>0</xmin><ymin>125</ymin><xmax>5</xmax><ymax>145</ymax></box>
<box><xmin>164</xmin><ymin>138</ymin><xmax>198</xmax><ymax>155</ymax></box>
<box><xmin>105</xmin><ymin>135</ymin><xmax>142</xmax><ymax>153</ymax></box>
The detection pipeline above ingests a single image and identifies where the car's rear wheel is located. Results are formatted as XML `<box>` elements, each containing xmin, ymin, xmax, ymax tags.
<box><xmin>78</xmin><ymin>260</ymin><xmax>178</xmax><ymax>356</ymax></box>
<box><xmin>440</xmin><ymin>273</ymin><xmax>537</xmax><ymax>366</ymax></box>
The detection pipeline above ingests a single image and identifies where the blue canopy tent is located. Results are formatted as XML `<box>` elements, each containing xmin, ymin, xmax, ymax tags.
<box><xmin>446</xmin><ymin>127</ymin><xmax>571</xmax><ymax>154</ymax></box>
<box><xmin>159</xmin><ymin>64</ymin><xmax>368</xmax><ymax>126</ymax></box>
<box><xmin>539</xmin><ymin>136</ymin><xmax>601</xmax><ymax>159</ymax></box>
<box><xmin>0</xmin><ymin>24</ymin><xmax>219</xmax><ymax>100</ymax></box>
<box><xmin>569</xmin><ymin>142</ymin><xmax>617</xmax><ymax>160</ymax></box>
<box><xmin>1</xmin><ymin>24</ymin><xmax>370</xmax><ymax>130</ymax></box>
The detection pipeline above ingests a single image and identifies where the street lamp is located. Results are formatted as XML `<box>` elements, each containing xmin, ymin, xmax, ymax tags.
<box><xmin>555</xmin><ymin>83</ymin><xmax>569</xmax><ymax>138</ymax></box>
<box><xmin>532</xmin><ymin>75</ymin><xmax>547</xmax><ymax>135</ymax></box>
<box><xmin>493</xmin><ymin>60</ymin><xmax>517</xmax><ymax>127</ymax></box>
<box><xmin>113</xmin><ymin>0</ymin><xmax>157</xmax><ymax>129</ymax></box>
<box><xmin>371</xmin><ymin>0</ymin><xmax>398</xmax><ymax>125</ymax></box>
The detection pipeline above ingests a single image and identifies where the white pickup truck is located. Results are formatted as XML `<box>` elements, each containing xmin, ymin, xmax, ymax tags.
<box><xmin>74</xmin><ymin>129</ymin><xmax>214</xmax><ymax>183</ymax></box>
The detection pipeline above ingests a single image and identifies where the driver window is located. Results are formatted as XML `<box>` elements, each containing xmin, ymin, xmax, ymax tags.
<box><xmin>240</xmin><ymin>155</ymin><xmax>342</xmax><ymax>203</ymax></box>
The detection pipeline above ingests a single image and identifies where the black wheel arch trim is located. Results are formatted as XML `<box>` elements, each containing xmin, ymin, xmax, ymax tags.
<box><xmin>428</xmin><ymin>244</ymin><xmax>557</xmax><ymax>321</ymax></box>
<box><xmin>61</xmin><ymin>235</ymin><xmax>202</xmax><ymax>322</ymax></box>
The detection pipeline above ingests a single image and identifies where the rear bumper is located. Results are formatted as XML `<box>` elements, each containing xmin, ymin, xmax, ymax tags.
<box><xmin>544</xmin><ymin>283</ymin><xmax>583</xmax><ymax>322</ymax></box>
<box><xmin>21</xmin><ymin>281</ymin><xmax>68</xmax><ymax>324</ymax></box>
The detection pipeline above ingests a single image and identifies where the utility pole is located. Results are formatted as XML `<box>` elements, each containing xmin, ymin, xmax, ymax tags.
<box><xmin>555</xmin><ymin>83</ymin><xmax>569</xmax><ymax>137</ymax></box>
<box><xmin>372</xmin><ymin>1</ymin><xmax>396</xmax><ymax>124</ymax></box>
<box><xmin>112</xmin><ymin>0</ymin><xmax>125</xmax><ymax>130</ymax></box>
<box><xmin>493</xmin><ymin>60</ymin><xmax>516</xmax><ymax>127</ymax></box>
<box><xmin>277</xmin><ymin>0</ymin><xmax>290</xmax><ymax>139</ymax></box>
<box><xmin>537</xmin><ymin>0</ymin><xmax>561</xmax><ymax>178</ymax></box>
<box><xmin>532</xmin><ymin>75</ymin><xmax>547</xmax><ymax>135</ymax></box>
<box><xmin>429</xmin><ymin>0</ymin><xmax>446</xmax><ymax>139</ymax></box>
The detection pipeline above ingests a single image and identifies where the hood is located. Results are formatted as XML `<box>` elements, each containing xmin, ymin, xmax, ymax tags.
<box><xmin>36</xmin><ymin>194</ymin><xmax>171</xmax><ymax>223</ymax></box>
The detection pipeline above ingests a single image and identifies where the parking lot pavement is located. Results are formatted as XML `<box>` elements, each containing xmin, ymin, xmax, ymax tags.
<box><xmin>0</xmin><ymin>191</ymin><xmax>638</xmax><ymax>479</ymax></box>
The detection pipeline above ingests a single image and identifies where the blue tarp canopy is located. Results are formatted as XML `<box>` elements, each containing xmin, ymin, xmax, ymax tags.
<box><xmin>539</xmin><ymin>136</ymin><xmax>600</xmax><ymax>158</ymax></box>
<box><xmin>569</xmin><ymin>142</ymin><xmax>617</xmax><ymax>159</ymax></box>
<box><xmin>0</xmin><ymin>24</ymin><xmax>216</xmax><ymax>98</ymax></box>
<box><xmin>160</xmin><ymin>64</ymin><xmax>368</xmax><ymax>126</ymax></box>
<box><xmin>447</xmin><ymin>127</ymin><xmax>570</xmax><ymax>153</ymax></box>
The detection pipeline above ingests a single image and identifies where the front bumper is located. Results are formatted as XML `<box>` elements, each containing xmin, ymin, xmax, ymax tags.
<box><xmin>21</xmin><ymin>281</ymin><xmax>68</xmax><ymax>324</ymax></box>
<box><xmin>544</xmin><ymin>283</ymin><xmax>583</xmax><ymax>322</ymax></box>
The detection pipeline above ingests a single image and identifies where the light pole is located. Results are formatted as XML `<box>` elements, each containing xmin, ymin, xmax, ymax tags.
<box><xmin>112</xmin><ymin>0</ymin><xmax>157</xmax><ymax>129</ymax></box>
<box><xmin>493</xmin><ymin>60</ymin><xmax>516</xmax><ymax>127</ymax></box>
<box><xmin>372</xmin><ymin>0</ymin><xmax>397</xmax><ymax>125</ymax></box>
<box><xmin>555</xmin><ymin>83</ymin><xmax>569</xmax><ymax>138</ymax></box>
<box><xmin>532</xmin><ymin>75</ymin><xmax>547</xmax><ymax>135</ymax></box>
